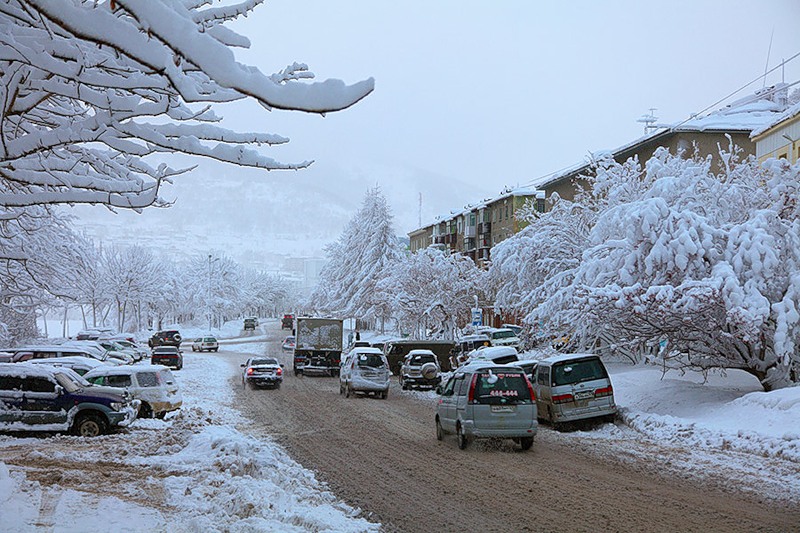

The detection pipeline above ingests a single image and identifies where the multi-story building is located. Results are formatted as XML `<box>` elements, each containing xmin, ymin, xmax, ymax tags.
<box><xmin>408</xmin><ymin>187</ymin><xmax>543</xmax><ymax>268</ymax></box>
<box><xmin>537</xmin><ymin>84</ymin><xmax>792</xmax><ymax>203</ymax></box>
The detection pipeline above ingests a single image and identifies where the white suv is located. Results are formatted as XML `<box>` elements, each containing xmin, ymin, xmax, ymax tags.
<box><xmin>84</xmin><ymin>365</ymin><xmax>182</xmax><ymax>419</ymax></box>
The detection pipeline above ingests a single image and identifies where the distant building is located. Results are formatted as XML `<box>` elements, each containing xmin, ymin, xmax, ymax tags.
<box><xmin>751</xmin><ymin>100</ymin><xmax>800</xmax><ymax>164</ymax></box>
<box><xmin>537</xmin><ymin>84</ymin><xmax>793</xmax><ymax>203</ymax></box>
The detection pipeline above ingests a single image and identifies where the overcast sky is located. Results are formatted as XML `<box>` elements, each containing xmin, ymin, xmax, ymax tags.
<box><xmin>217</xmin><ymin>0</ymin><xmax>800</xmax><ymax>227</ymax></box>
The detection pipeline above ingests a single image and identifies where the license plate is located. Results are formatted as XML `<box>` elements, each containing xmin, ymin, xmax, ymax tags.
<box><xmin>491</xmin><ymin>405</ymin><xmax>515</xmax><ymax>413</ymax></box>
<box><xmin>575</xmin><ymin>391</ymin><xmax>593</xmax><ymax>400</ymax></box>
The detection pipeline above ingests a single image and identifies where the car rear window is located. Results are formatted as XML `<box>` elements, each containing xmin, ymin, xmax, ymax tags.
<box><xmin>473</xmin><ymin>371</ymin><xmax>531</xmax><ymax>404</ymax></box>
<box><xmin>252</xmin><ymin>358</ymin><xmax>277</xmax><ymax>366</ymax></box>
<box><xmin>203</xmin><ymin>338</ymin><xmax>216</xmax><ymax>342</ymax></box>
<box><xmin>409</xmin><ymin>354</ymin><xmax>435</xmax><ymax>365</ymax></box>
<box><xmin>357</xmin><ymin>354</ymin><xmax>385</xmax><ymax>368</ymax></box>
<box><xmin>552</xmin><ymin>358</ymin><xmax>609</xmax><ymax>386</ymax></box>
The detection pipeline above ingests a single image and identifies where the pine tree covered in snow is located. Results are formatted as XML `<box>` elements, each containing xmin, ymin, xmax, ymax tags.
<box><xmin>490</xmin><ymin>145</ymin><xmax>800</xmax><ymax>391</ymax></box>
<box><xmin>309</xmin><ymin>187</ymin><xmax>403</xmax><ymax>326</ymax></box>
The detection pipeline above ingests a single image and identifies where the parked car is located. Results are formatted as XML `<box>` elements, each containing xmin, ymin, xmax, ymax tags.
<box><xmin>241</xmin><ymin>357</ymin><xmax>283</xmax><ymax>389</ymax></box>
<box><xmin>75</xmin><ymin>327</ymin><xmax>117</xmax><ymax>341</ymax></box>
<box><xmin>399</xmin><ymin>349</ymin><xmax>442</xmax><ymax>390</ymax></box>
<box><xmin>61</xmin><ymin>340</ymin><xmax>133</xmax><ymax>365</ymax></box>
<box><xmin>485</xmin><ymin>327</ymin><xmax>522</xmax><ymax>349</ymax></box>
<box><xmin>501</xmin><ymin>324</ymin><xmax>523</xmax><ymax>337</ymax></box>
<box><xmin>452</xmin><ymin>334</ymin><xmax>491</xmax><ymax>367</ymax></box>
<box><xmin>339</xmin><ymin>347</ymin><xmax>389</xmax><ymax>399</ymax></box>
<box><xmin>28</xmin><ymin>356</ymin><xmax>108</xmax><ymax>376</ymax></box>
<box><xmin>192</xmin><ymin>336</ymin><xmax>219</xmax><ymax>352</ymax></box>
<box><xmin>244</xmin><ymin>317</ymin><xmax>259</xmax><ymax>331</ymax></box>
<box><xmin>461</xmin><ymin>346</ymin><xmax>519</xmax><ymax>368</ymax></box>
<box><xmin>6</xmin><ymin>344</ymin><xmax>123</xmax><ymax>365</ymax></box>
<box><xmin>84</xmin><ymin>365</ymin><xmax>182</xmax><ymax>419</ymax></box>
<box><xmin>383</xmin><ymin>339</ymin><xmax>456</xmax><ymax>374</ymax></box>
<box><xmin>281</xmin><ymin>336</ymin><xmax>296</xmax><ymax>351</ymax></box>
<box><xmin>435</xmin><ymin>362</ymin><xmax>537</xmax><ymax>450</ymax></box>
<box><xmin>148</xmin><ymin>330</ymin><xmax>182</xmax><ymax>348</ymax></box>
<box><xmin>106</xmin><ymin>339</ymin><xmax>148</xmax><ymax>361</ymax></box>
<box><xmin>151</xmin><ymin>346</ymin><xmax>183</xmax><ymax>370</ymax></box>
<box><xmin>281</xmin><ymin>314</ymin><xmax>294</xmax><ymax>330</ymax></box>
<box><xmin>0</xmin><ymin>363</ymin><xmax>138</xmax><ymax>437</ymax></box>
<box><xmin>98</xmin><ymin>340</ymin><xmax>142</xmax><ymax>362</ymax></box>
<box><xmin>532</xmin><ymin>353</ymin><xmax>616</xmax><ymax>427</ymax></box>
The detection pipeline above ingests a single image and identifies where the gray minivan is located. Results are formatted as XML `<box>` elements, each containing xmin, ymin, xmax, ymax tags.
<box><xmin>435</xmin><ymin>362</ymin><xmax>537</xmax><ymax>451</ymax></box>
<box><xmin>533</xmin><ymin>353</ymin><xmax>616</xmax><ymax>427</ymax></box>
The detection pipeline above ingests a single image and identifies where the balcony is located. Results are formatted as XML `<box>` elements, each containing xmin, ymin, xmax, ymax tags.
<box><xmin>464</xmin><ymin>226</ymin><xmax>476</xmax><ymax>238</ymax></box>
<box><xmin>464</xmin><ymin>237</ymin><xmax>476</xmax><ymax>251</ymax></box>
<box><xmin>478</xmin><ymin>221</ymin><xmax>491</xmax><ymax>234</ymax></box>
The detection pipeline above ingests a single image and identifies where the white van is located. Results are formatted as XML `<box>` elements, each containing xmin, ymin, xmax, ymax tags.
<box><xmin>84</xmin><ymin>365</ymin><xmax>182</xmax><ymax>419</ymax></box>
<box><xmin>339</xmin><ymin>347</ymin><xmax>390</xmax><ymax>399</ymax></box>
<box><xmin>461</xmin><ymin>346</ymin><xmax>518</xmax><ymax>368</ymax></box>
<box><xmin>532</xmin><ymin>353</ymin><xmax>616</xmax><ymax>427</ymax></box>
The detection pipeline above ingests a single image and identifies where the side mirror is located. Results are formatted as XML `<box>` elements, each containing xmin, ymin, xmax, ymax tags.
<box><xmin>240</xmin><ymin>363</ymin><xmax>245</xmax><ymax>368</ymax></box>
<box><xmin>280</xmin><ymin>364</ymin><xmax>285</xmax><ymax>368</ymax></box>
<box><xmin>54</xmin><ymin>385</ymin><xmax>64</xmax><ymax>395</ymax></box>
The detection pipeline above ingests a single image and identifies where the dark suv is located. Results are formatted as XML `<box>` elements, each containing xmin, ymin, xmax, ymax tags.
<box><xmin>0</xmin><ymin>363</ymin><xmax>138</xmax><ymax>437</ymax></box>
<box><xmin>148</xmin><ymin>330</ymin><xmax>182</xmax><ymax>348</ymax></box>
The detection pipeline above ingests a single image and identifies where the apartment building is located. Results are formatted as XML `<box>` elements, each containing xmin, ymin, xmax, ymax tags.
<box><xmin>751</xmin><ymin>100</ymin><xmax>800</xmax><ymax>164</ymax></box>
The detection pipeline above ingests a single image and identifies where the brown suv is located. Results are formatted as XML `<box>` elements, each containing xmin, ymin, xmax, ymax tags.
<box><xmin>148</xmin><ymin>330</ymin><xmax>182</xmax><ymax>348</ymax></box>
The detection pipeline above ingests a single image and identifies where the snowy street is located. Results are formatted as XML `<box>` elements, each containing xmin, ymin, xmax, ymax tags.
<box><xmin>1</xmin><ymin>321</ymin><xmax>800</xmax><ymax>531</ymax></box>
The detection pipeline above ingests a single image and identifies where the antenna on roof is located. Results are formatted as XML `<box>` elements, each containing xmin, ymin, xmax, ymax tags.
<box><xmin>636</xmin><ymin>108</ymin><xmax>658</xmax><ymax>134</ymax></box>
<box><xmin>763</xmin><ymin>28</ymin><xmax>774</xmax><ymax>88</ymax></box>
<box><xmin>418</xmin><ymin>192</ymin><xmax>422</xmax><ymax>228</ymax></box>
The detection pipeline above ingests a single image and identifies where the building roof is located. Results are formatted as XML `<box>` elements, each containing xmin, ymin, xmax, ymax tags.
<box><xmin>537</xmin><ymin>84</ymin><xmax>792</xmax><ymax>190</ymax></box>
<box><xmin>750</xmin><ymin>100</ymin><xmax>800</xmax><ymax>138</ymax></box>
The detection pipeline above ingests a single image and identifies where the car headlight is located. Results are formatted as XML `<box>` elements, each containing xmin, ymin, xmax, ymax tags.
<box><xmin>110</xmin><ymin>402</ymin><xmax>124</xmax><ymax>411</ymax></box>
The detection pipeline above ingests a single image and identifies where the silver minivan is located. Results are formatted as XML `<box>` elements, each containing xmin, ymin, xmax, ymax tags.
<box><xmin>533</xmin><ymin>353</ymin><xmax>616</xmax><ymax>427</ymax></box>
<box><xmin>435</xmin><ymin>363</ymin><xmax>537</xmax><ymax>451</ymax></box>
<box><xmin>339</xmin><ymin>347</ymin><xmax>390</xmax><ymax>399</ymax></box>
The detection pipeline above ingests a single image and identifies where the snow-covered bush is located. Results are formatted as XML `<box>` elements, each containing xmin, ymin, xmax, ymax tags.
<box><xmin>491</xmin><ymin>145</ymin><xmax>800</xmax><ymax>391</ymax></box>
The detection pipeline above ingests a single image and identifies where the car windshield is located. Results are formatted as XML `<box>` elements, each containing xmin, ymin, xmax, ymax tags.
<box><xmin>357</xmin><ymin>354</ymin><xmax>385</xmax><ymax>368</ymax></box>
<box><xmin>409</xmin><ymin>353</ymin><xmax>435</xmax><ymax>365</ymax></box>
<box><xmin>473</xmin><ymin>371</ymin><xmax>531</xmax><ymax>404</ymax></box>
<box><xmin>252</xmin><ymin>358</ymin><xmax>277</xmax><ymax>366</ymax></box>
<box><xmin>553</xmin><ymin>358</ymin><xmax>609</xmax><ymax>386</ymax></box>
<box><xmin>53</xmin><ymin>370</ymin><xmax>89</xmax><ymax>393</ymax></box>
<box><xmin>492</xmin><ymin>330</ymin><xmax>516</xmax><ymax>339</ymax></box>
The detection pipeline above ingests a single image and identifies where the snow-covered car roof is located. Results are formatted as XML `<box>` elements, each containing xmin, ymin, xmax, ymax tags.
<box><xmin>458</xmin><ymin>334</ymin><xmax>490</xmax><ymax>342</ymax></box>
<box><xmin>84</xmin><ymin>364</ymin><xmax>171</xmax><ymax>378</ymax></box>
<box><xmin>406</xmin><ymin>349</ymin><xmax>435</xmax><ymax>356</ymax></box>
<box><xmin>538</xmin><ymin>352</ymin><xmax>600</xmax><ymax>365</ymax></box>
<box><xmin>0</xmin><ymin>362</ymin><xmax>84</xmax><ymax>380</ymax></box>
<box><xmin>27</xmin><ymin>356</ymin><xmax>107</xmax><ymax>369</ymax></box>
<box><xmin>349</xmin><ymin>347</ymin><xmax>383</xmax><ymax>355</ymax></box>
<box><xmin>470</xmin><ymin>346</ymin><xmax>518</xmax><ymax>358</ymax></box>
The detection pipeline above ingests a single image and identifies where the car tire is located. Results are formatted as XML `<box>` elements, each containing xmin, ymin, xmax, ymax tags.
<box><xmin>457</xmin><ymin>423</ymin><xmax>469</xmax><ymax>450</ymax></box>
<box><xmin>213</xmin><ymin>348</ymin><xmax>218</xmax><ymax>352</ymax></box>
<box><xmin>436</xmin><ymin>417</ymin><xmax>443</xmax><ymax>441</ymax></box>
<box><xmin>339</xmin><ymin>382</ymin><xmax>344</xmax><ymax>395</ymax></box>
<box><xmin>138</xmin><ymin>402</ymin><xmax>153</xmax><ymax>419</ymax></box>
<box><xmin>155</xmin><ymin>411</ymin><xmax>167</xmax><ymax>420</ymax></box>
<box><xmin>382</xmin><ymin>390</ymin><xmax>388</xmax><ymax>400</ymax></box>
<box><xmin>192</xmin><ymin>347</ymin><xmax>196</xmax><ymax>352</ymax></box>
<box><xmin>173</xmin><ymin>334</ymin><xmax>182</xmax><ymax>343</ymax></box>
<box><xmin>519</xmin><ymin>437</ymin><xmax>534</xmax><ymax>451</ymax></box>
<box><xmin>73</xmin><ymin>413</ymin><xmax>108</xmax><ymax>437</ymax></box>
<box><xmin>345</xmin><ymin>384</ymin><xmax>352</xmax><ymax>398</ymax></box>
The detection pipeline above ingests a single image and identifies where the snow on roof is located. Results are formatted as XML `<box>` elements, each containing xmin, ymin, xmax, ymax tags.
<box><xmin>750</xmin><ymin>100</ymin><xmax>800</xmax><ymax>138</ymax></box>
<box><xmin>537</xmin><ymin>84</ymin><xmax>794</xmax><ymax>190</ymax></box>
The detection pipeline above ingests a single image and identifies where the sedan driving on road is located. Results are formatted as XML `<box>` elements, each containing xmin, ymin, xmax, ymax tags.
<box><xmin>242</xmin><ymin>357</ymin><xmax>284</xmax><ymax>389</ymax></box>
<box><xmin>281</xmin><ymin>336</ymin><xmax>296</xmax><ymax>351</ymax></box>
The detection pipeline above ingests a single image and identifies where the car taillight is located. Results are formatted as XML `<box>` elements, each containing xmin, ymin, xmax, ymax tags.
<box><xmin>246</xmin><ymin>368</ymin><xmax>254</xmax><ymax>375</ymax></box>
<box><xmin>276</xmin><ymin>367</ymin><xmax>282</xmax><ymax>376</ymax></box>
<box><xmin>594</xmin><ymin>385</ymin><xmax>613</xmax><ymax>398</ymax></box>
<box><xmin>525</xmin><ymin>375</ymin><xmax>536</xmax><ymax>401</ymax></box>
<box><xmin>552</xmin><ymin>393</ymin><xmax>573</xmax><ymax>404</ymax></box>
<box><xmin>467</xmin><ymin>374</ymin><xmax>478</xmax><ymax>403</ymax></box>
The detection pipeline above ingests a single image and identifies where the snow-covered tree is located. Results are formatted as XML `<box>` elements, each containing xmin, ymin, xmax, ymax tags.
<box><xmin>102</xmin><ymin>245</ymin><xmax>166</xmax><ymax>331</ymax></box>
<box><xmin>381</xmin><ymin>247</ymin><xmax>487</xmax><ymax>339</ymax></box>
<box><xmin>0</xmin><ymin>0</ymin><xmax>373</xmax><ymax>209</ymax></box>
<box><xmin>309</xmin><ymin>187</ymin><xmax>403</xmax><ymax>327</ymax></box>
<box><xmin>493</xmin><ymin>145</ymin><xmax>800</xmax><ymax>391</ymax></box>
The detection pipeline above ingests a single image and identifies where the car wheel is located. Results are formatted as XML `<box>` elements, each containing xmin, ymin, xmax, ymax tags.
<box><xmin>73</xmin><ymin>413</ymin><xmax>108</xmax><ymax>437</ymax></box>
<box><xmin>339</xmin><ymin>382</ymin><xmax>344</xmax><ymax>395</ymax></box>
<box><xmin>457</xmin><ymin>423</ymin><xmax>469</xmax><ymax>450</ymax></box>
<box><xmin>138</xmin><ymin>402</ymin><xmax>153</xmax><ymax>419</ymax></box>
<box><xmin>345</xmin><ymin>384</ymin><xmax>352</xmax><ymax>398</ymax></box>
<box><xmin>519</xmin><ymin>436</ymin><xmax>534</xmax><ymax>451</ymax></box>
<box><xmin>382</xmin><ymin>390</ymin><xmax>388</xmax><ymax>400</ymax></box>
<box><xmin>213</xmin><ymin>348</ymin><xmax>218</xmax><ymax>352</ymax></box>
<box><xmin>436</xmin><ymin>417</ymin><xmax>443</xmax><ymax>441</ymax></box>
<box><xmin>155</xmin><ymin>411</ymin><xmax>167</xmax><ymax>420</ymax></box>
<box><xmin>192</xmin><ymin>347</ymin><xmax>196</xmax><ymax>352</ymax></box>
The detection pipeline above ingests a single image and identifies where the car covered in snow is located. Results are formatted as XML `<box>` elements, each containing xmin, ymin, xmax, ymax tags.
<box><xmin>241</xmin><ymin>357</ymin><xmax>284</xmax><ymax>389</ymax></box>
<box><xmin>28</xmin><ymin>356</ymin><xmax>108</xmax><ymax>376</ymax></box>
<box><xmin>281</xmin><ymin>336</ymin><xmax>296</xmax><ymax>351</ymax></box>
<box><xmin>339</xmin><ymin>347</ymin><xmax>389</xmax><ymax>399</ymax></box>
<box><xmin>84</xmin><ymin>365</ymin><xmax>182</xmax><ymax>419</ymax></box>
<box><xmin>0</xmin><ymin>363</ymin><xmax>138</xmax><ymax>437</ymax></box>
<box><xmin>399</xmin><ymin>349</ymin><xmax>441</xmax><ymax>390</ymax></box>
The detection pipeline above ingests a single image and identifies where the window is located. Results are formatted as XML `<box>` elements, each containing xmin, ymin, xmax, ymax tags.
<box><xmin>536</xmin><ymin>198</ymin><xmax>545</xmax><ymax>213</ymax></box>
<box><xmin>472</xmin><ymin>372</ymin><xmax>531</xmax><ymax>404</ymax></box>
<box><xmin>137</xmin><ymin>372</ymin><xmax>159</xmax><ymax>387</ymax></box>
<box><xmin>441</xmin><ymin>376</ymin><xmax>457</xmax><ymax>396</ymax></box>
<box><xmin>505</xmin><ymin>206</ymin><xmax>509</xmax><ymax>219</ymax></box>
<box><xmin>105</xmin><ymin>374</ymin><xmax>132</xmax><ymax>387</ymax></box>
<box><xmin>0</xmin><ymin>376</ymin><xmax>24</xmax><ymax>391</ymax></box>
<box><xmin>23</xmin><ymin>377</ymin><xmax>56</xmax><ymax>393</ymax></box>
<box><xmin>552</xmin><ymin>358</ymin><xmax>608</xmax><ymax>386</ymax></box>
<box><xmin>536</xmin><ymin>366</ymin><xmax>549</xmax><ymax>386</ymax></box>
<box><xmin>456</xmin><ymin>375</ymin><xmax>469</xmax><ymax>396</ymax></box>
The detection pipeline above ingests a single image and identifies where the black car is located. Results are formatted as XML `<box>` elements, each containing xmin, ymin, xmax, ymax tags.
<box><xmin>148</xmin><ymin>330</ymin><xmax>182</xmax><ymax>348</ymax></box>
<box><xmin>151</xmin><ymin>346</ymin><xmax>183</xmax><ymax>370</ymax></box>
<box><xmin>0</xmin><ymin>363</ymin><xmax>138</xmax><ymax>436</ymax></box>
<box><xmin>241</xmin><ymin>357</ymin><xmax>283</xmax><ymax>389</ymax></box>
